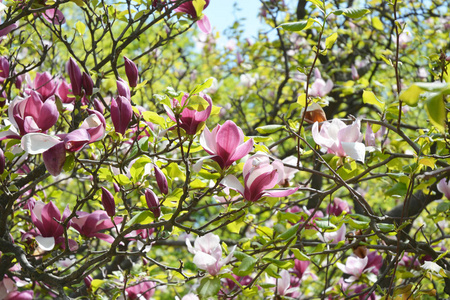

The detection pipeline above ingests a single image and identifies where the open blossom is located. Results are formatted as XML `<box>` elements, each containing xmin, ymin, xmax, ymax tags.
<box><xmin>199</xmin><ymin>120</ymin><xmax>254</xmax><ymax>170</ymax></box>
<box><xmin>8</xmin><ymin>91</ymin><xmax>59</xmax><ymax>136</ymax></box>
<box><xmin>312</xmin><ymin>118</ymin><xmax>365</xmax><ymax>162</ymax></box>
<box><xmin>326</xmin><ymin>197</ymin><xmax>351</xmax><ymax>216</ymax></box>
<box><xmin>438</xmin><ymin>178</ymin><xmax>450</xmax><ymax>199</ymax></box>
<box><xmin>20</xmin><ymin>111</ymin><xmax>106</xmax><ymax>176</ymax></box>
<box><xmin>125</xmin><ymin>280</ymin><xmax>155</xmax><ymax>300</ymax></box>
<box><xmin>174</xmin><ymin>0</ymin><xmax>211</xmax><ymax>33</ymax></box>
<box><xmin>25</xmin><ymin>72</ymin><xmax>59</xmax><ymax>101</ymax></box>
<box><xmin>164</xmin><ymin>93</ymin><xmax>212</xmax><ymax>135</ymax></box>
<box><xmin>309</xmin><ymin>68</ymin><xmax>333</xmax><ymax>97</ymax></box>
<box><xmin>186</xmin><ymin>233</ymin><xmax>235</xmax><ymax>276</ymax></box>
<box><xmin>221</xmin><ymin>153</ymin><xmax>298</xmax><ymax>202</ymax></box>
<box><xmin>71</xmin><ymin>211</ymin><xmax>122</xmax><ymax>243</ymax></box>
<box><xmin>337</xmin><ymin>255</ymin><xmax>368</xmax><ymax>282</ymax></box>
<box><xmin>28</xmin><ymin>201</ymin><xmax>77</xmax><ymax>251</ymax></box>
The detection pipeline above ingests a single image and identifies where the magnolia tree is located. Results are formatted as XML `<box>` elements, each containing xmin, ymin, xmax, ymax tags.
<box><xmin>0</xmin><ymin>0</ymin><xmax>449</xmax><ymax>299</ymax></box>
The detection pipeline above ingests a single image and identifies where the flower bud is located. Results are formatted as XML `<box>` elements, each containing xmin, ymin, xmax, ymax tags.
<box><xmin>124</xmin><ymin>56</ymin><xmax>139</xmax><ymax>87</ymax></box>
<box><xmin>116</xmin><ymin>77</ymin><xmax>130</xmax><ymax>99</ymax></box>
<box><xmin>154</xmin><ymin>165</ymin><xmax>168</xmax><ymax>195</ymax></box>
<box><xmin>351</xmin><ymin>65</ymin><xmax>359</xmax><ymax>81</ymax></box>
<box><xmin>0</xmin><ymin>148</ymin><xmax>5</xmax><ymax>174</ymax></box>
<box><xmin>84</xmin><ymin>275</ymin><xmax>93</xmax><ymax>289</ymax></box>
<box><xmin>113</xmin><ymin>182</ymin><xmax>120</xmax><ymax>193</ymax></box>
<box><xmin>101</xmin><ymin>187</ymin><xmax>116</xmax><ymax>217</ymax></box>
<box><xmin>93</xmin><ymin>98</ymin><xmax>104</xmax><ymax>114</ymax></box>
<box><xmin>145</xmin><ymin>189</ymin><xmax>160</xmax><ymax>219</ymax></box>
<box><xmin>111</xmin><ymin>95</ymin><xmax>133</xmax><ymax>135</ymax></box>
<box><xmin>66</xmin><ymin>57</ymin><xmax>82</xmax><ymax>96</ymax></box>
<box><xmin>82</xmin><ymin>72</ymin><xmax>94</xmax><ymax>95</ymax></box>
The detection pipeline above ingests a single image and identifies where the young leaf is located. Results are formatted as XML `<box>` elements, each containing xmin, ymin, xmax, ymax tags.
<box><xmin>325</xmin><ymin>32</ymin><xmax>338</xmax><ymax>49</ymax></box>
<box><xmin>256</xmin><ymin>125</ymin><xmax>284</xmax><ymax>134</ymax></box>
<box><xmin>399</xmin><ymin>84</ymin><xmax>423</xmax><ymax>106</ymax></box>
<box><xmin>339</xmin><ymin>7</ymin><xmax>370</xmax><ymax>19</ymax></box>
<box><xmin>189</xmin><ymin>77</ymin><xmax>213</xmax><ymax>95</ymax></box>
<box><xmin>425</xmin><ymin>92</ymin><xmax>445</xmax><ymax>132</ymax></box>
<box><xmin>198</xmin><ymin>277</ymin><xmax>221</xmax><ymax>298</ymax></box>
<box><xmin>363</xmin><ymin>90</ymin><xmax>385</xmax><ymax>110</ymax></box>
<box><xmin>280</xmin><ymin>19</ymin><xmax>314</xmax><ymax>32</ymax></box>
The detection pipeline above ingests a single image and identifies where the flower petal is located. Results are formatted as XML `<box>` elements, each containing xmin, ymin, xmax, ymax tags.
<box><xmin>21</xmin><ymin>133</ymin><xmax>61</xmax><ymax>154</ymax></box>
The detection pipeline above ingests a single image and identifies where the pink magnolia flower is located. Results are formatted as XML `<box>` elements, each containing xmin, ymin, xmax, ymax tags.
<box><xmin>8</xmin><ymin>91</ymin><xmax>59</xmax><ymax>136</ymax></box>
<box><xmin>181</xmin><ymin>293</ymin><xmax>199</xmax><ymax>300</ymax></box>
<box><xmin>165</xmin><ymin>92</ymin><xmax>212</xmax><ymax>135</ymax></box>
<box><xmin>291</xmin><ymin>260</ymin><xmax>317</xmax><ymax>285</ymax></box>
<box><xmin>125</xmin><ymin>280</ymin><xmax>156</xmax><ymax>300</ymax></box>
<box><xmin>312</xmin><ymin>118</ymin><xmax>365</xmax><ymax>162</ymax></box>
<box><xmin>276</xmin><ymin>270</ymin><xmax>298</xmax><ymax>297</ymax></box>
<box><xmin>309</xmin><ymin>68</ymin><xmax>333</xmax><ymax>97</ymax></box>
<box><xmin>42</xmin><ymin>8</ymin><xmax>65</xmax><ymax>25</ymax></box>
<box><xmin>174</xmin><ymin>0</ymin><xmax>211</xmax><ymax>33</ymax></box>
<box><xmin>116</xmin><ymin>77</ymin><xmax>131</xmax><ymax>99</ymax></box>
<box><xmin>336</xmin><ymin>255</ymin><xmax>368</xmax><ymax>282</ymax></box>
<box><xmin>25</xmin><ymin>72</ymin><xmax>59</xmax><ymax>101</ymax></box>
<box><xmin>199</xmin><ymin>120</ymin><xmax>254</xmax><ymax>170</ymax></box>
<box><xmin>56</xmin><ymin>79</ymin><xmax>75</xmax><ymax>104</ymax></box>
<box><xmin>438</xmin><ymin>178</ymin><xmax>450</xmax><ymax>199</ymax></box>
<box><xmin>351</xmin><ymin>65</ymin><xmax>359</xmax><ymax>80</ymax></box>
<box><xmin>28</xmin><ymin>200</ymin><xmax>77</xmax><ymax>251</ymax></box>
<box><xmin>365</xmin><ymin>123</ymin><xmax>376</xmax><ymax>147</ymax></box>
<box><xmin>222</xmin><ymin>153</ymin><xmax>298</xmax><ymax>202</ymax></box>
<box><xmin>20</xmin><ymin>111</ymin><xmax>106</xmax><ymax>176</ymax></box>
<box><xmin>186</xmin><ymin>233</ymin><xmax>236</xmax><ymax>276</ymax></box>
<box><xmin>111</xmin><ymin>95</ymin><xmax>133</xmax><ymax>135</ymax></box>
<box><xmin>71</xmin><ymin>211</ymin><xmax>122</xmax><ymax>243</ymax></box>
<box><xmin>318</xmin><ymin>224</ymin><xmax>346</xmax><ymax>243</ymax></box>
<box><xmin>326</xmin><ymin>197</ymin><xmax>351</xmax><ymax>216</ymax></box>
<box><xmin>145</xmin><ymin>188</ymin><xmax>161</xmax><ymax>219</ymax></box>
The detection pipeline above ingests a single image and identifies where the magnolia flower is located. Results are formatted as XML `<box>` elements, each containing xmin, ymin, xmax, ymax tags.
<box><xmin>198</xmin><ymin>120</ymin><xmax>254</xmax><ymax>170</ymax></box>
<box><xmin>276</xmin><ymin>270</ymin><xmax>298</xmax><ymax>296</ymax></box>
<box><xmin>365</xmin><ymin>123</ymin><xmax>376</xmax><ymax>147</ymax></box>
<box><xmin>125</xmin><ymin>280</ymin><xmax>156</xmax><ymax>300</ymax></box>
<box><xmin>71</xmin><ymin>211</ymin><xmax>122</xmax><ymax>243</ymax></box>
<box><xmin>291</xmin><ymin>259</ymin><xmax>317</xmax><ymax>285</ymax></box>
<box><xmin>174</xmin><ymin>0</ymin><xmax>211</xmax><ymax>33</ymax></box>
<box><xmin>8</xmin><ymin>92</ymin><xmax>59</xmax><ymax>136</ymax></box>
<box><xmin>351</xmin><ymin>65</ymin><xmax>359</xmax><ymax>80</ymax></box>
<box><xmin>145</xmin><ymin>189</ymin><xmax>161</xmax><ymax>219</ymax></box>
<box><xmin>221</xmin><ymin>153</ymin><xmax>298</xmax><ymax>202</ymax></box>
<box><xmin>318</xmin><ymin>224</ymin><xmax>346</xmax><ymax>243</ymax></box>
<box><xmin>397</xmin><ymin>31</ymin><xmax>413</xmax><ymax>49</ymax></box>
<box><xmin>312</xmin><ymin>118</ymin><xmax>365</xmax><ymax>162</ymax></box>
<box><xmin>309</xmin><ymin>68</ymin><xmax>333</xmax><ymax>97</ymax></box>
<box><xmin>21</xmin><ymin>112</ymin><xmax>106</xmax><ymax>176</ymax></box>
<box><xmin>28</xmin><ymin>201</ymin><xmax>77</xmax><ymax>251</ymax></box>
<box><xmin>240</xmin><ymin>73</ymin><xmax>257</xmax><ymax>87</ymax></box>
<box><xmin>42</xmin><ymin>8</ymin><xmax>65</xmax><ymax>25</ymax></box>
<box><xmin>186</xmin><ymin>233</ymin><xmax>235</xmax><ymax>276</ymax></box>
<box><xmin>56</xmin><ymin>79</ymin><xmax>75</xmax><ymax>104</ymax></box>
<box><xmin>165</xmin><ymin>93</ymin><xmax>212</xmax><ymax>135</ymax></box>
<box><xmin>25</xmin><ymin>72</ymin><xmax>59</xmax><ymax>101</ymax></box>
<box><xmin>337</xmin><ymin>255</ymin><xmax>368</xmax><ymax>282</ymax></box>
<box><xmin>326</xmin><ymin>197</ymin><xmax>351</xmax><ymax>216</ymax></box>
<box><xmin>437</xmin><ymin>178</ymin><xmax>450</xmax><ymax>199</ymax></box>
<box><xmin>154</xmin><ymin>165</ymin><xmax>169</xmax><ymax>195</ymax></box>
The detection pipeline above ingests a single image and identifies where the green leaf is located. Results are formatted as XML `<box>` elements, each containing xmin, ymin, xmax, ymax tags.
<box><xmin>377</xmin><ymin>223</ymin><xmax>395</xmax><ymax>232</ymax></box>
<box><xmin>278</xmin><ymin>223</ymin><xmax>300</xmax><ymax>240</ymax></box>
<box><xmin>126</xmin><ymin>211</ymin><xmax>154</xmax><ymax>227</ymax></box>
<box><xmin>292</xmin><ymin>248</ymin><xmax>310</xmax><ymax>261</ymax></box>
<box><xmin>307</xmin><ymin>0</ymin><xmax>324</xmax><ymax>11</ymax></box>
<box><xmin>234</xmin><ymin>251</ymin><xmax>252</xmax><ymax>261</ymax></box>
<box><xmin>114</xmin><ymin>174</ymin><xmax>131</xmax><ymax>185</ymax></box>
<box><xmin>385</xmin><ymin>182</ymin><xmax>407</xmax><ymax>197</ymax></box>
<box><xmin>280</xmin><ymin>19</ymin><xmax>314</xmax><ymax>32</ymax></box>
<box><xmin>90</xmin><ymin>279</ymin><xmax>104</xmax><ymax>293</ymax></box>
<box><xmin>348</xmin><ymin>214</ymin><xmax>371</xmax><ymax>230</ymax></box>
<box><xmin>399</xmin><ymin>84</ymin><xmax>423</xmax><ymax>106</ymax></box>
<box><xmin>363</xmin><ymin>90</ymin><xmax>385</xmax><ymax>110</ymax></box>
<box><xmin>335</xmin><ymin>7</ymin><xmax>370</xmax><ymax>19</ymax></box>
<box><xmin>141</xmin><ymin>111</ymin><xmax>165</xmax><ymax>126</ymax></box>
<box><xmin>186</xmin><ymin>95</ymin><xmax>209</xmax><ymax>111</ymax></box>
<box><xmin>315</xmin><ymin>218</ymin><xmax>337</xmax><ymax>230</ymax></box>
<box><xmin>263</xmin><ymin>258</ymin><xmax>294</xmax><ymax>269</ymax></box>
<box><xmin>75</xmin><ymin>21</ymin><xmax>86</xmax><ymax>35</ymax></box>
<box><xmin>325</xmin><ymin>32</ymin><xmax>338</xmax><ymax>49</ymax></box>
<box><xmin>256</xmin><ymin>124</ymin><xmax>285</xmax><ymax>134</ymax></box>
<box><xmin>189</xmin><ymin>77</ymin><xmax>213</xmax><ymax>96</ymax></box>
<box><xmin>192</xmin><ymin>0</ymin><xmax>206</xmax><ymax>19</ymax></box>
<box><xmin>436</xmin><ymin>202</ymin><xmax>450</xmax><ymax>213</ymax></box>
<box><xmin>198</xmin><ymin>277</ymin><xmax>221</xmax><ymax>298</ymax></box>
<box><xmin>235</xmin><ymin>256</ymin><xmax>256</xmax><ymax>276</ymax></box>
<box><xmin>425</xmin><ymin>92</ymin><xmax>445</xmax><ymax>132</ymax></box>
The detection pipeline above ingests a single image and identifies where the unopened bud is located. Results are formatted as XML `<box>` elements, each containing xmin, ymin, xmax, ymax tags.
<box><xmin>0</xmin><ymin>148</ymin><xmax>5</xmax><ymax>174</ymax></box>
<box><xmin>124</xmin><ymin>56</ymin><xmax>139</xmax><ymax>87</ymax></box>
<box><xmin>82</xmin><ymin>72</ymin><xmax>94</xmax><ymax>96</ymax></box>
<box><xmin>154</xmin><ymin>165</ymin><xmax>168</xmax><ymax>195</ymax></box>
<box><xmin>66</xmin><ymin>57</ymin><xmax>82</xmax><ymax>96</ymax></box>
<box><xmin>145</xmin><ymin>189</ymin><xmax>160</xmax><ymax>219</ymax></box>
<box><xmin>101</xmin><ymin>187</ymin><xmax>116</xmax><ymax>217</ymax></box>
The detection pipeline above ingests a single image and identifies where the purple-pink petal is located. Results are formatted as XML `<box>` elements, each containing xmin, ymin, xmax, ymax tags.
<box><xmin>43</xmin><ymin>142</ymin><xmax>66</xmax><ymax>176</ymax></box>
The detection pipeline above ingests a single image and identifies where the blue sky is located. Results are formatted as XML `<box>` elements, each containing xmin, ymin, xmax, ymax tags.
<box><xmin>205</xmin><ymin>0</ymin><xmax>263</xmax><ymax>43</ymax></box>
